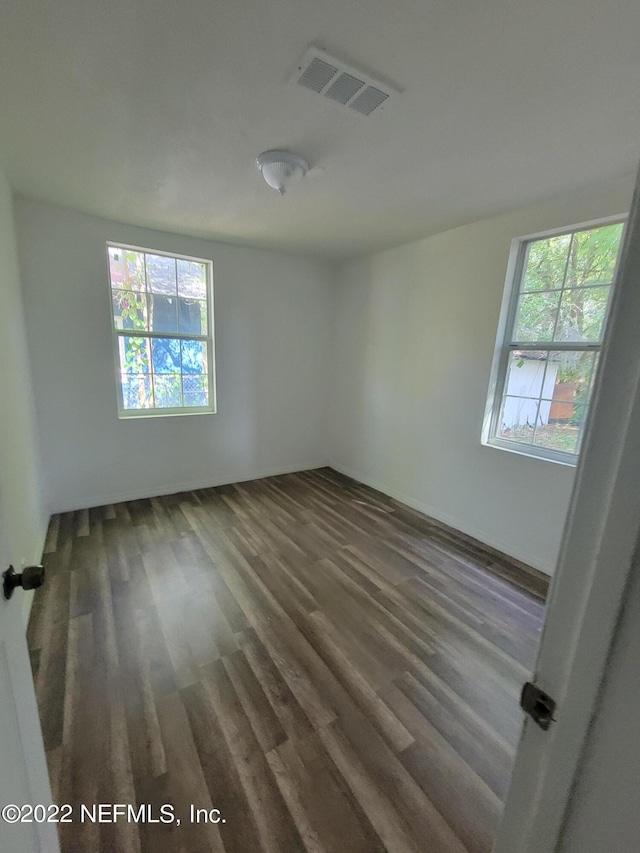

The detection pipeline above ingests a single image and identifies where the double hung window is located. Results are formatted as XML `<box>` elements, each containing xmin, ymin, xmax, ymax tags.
<box><xmin>108</xmin><ymin>244</ymin><xmax>216</xmax><ymax>417</ymax></box>
<box><xmin>486</xmin><ymin>220</ymin><xmax>625</xmax><ymax>463</ymax></box>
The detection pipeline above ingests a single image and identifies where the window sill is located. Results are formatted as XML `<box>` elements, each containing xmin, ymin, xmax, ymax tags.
<box><xmin>482</xmin><ymin>437</ymin><xmax>578</xmax><ymax>467</ymax></box>
<box><xmin>118</xmin><ymin>408</ymin><xmax>216</xmax><ymax>420</ymax></box>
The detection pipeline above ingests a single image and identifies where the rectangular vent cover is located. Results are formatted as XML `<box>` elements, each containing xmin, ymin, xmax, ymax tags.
<box><xmin>293</xmin><ymin>47</ymin><xmax>397</xmax><ymax>116</ymax></box>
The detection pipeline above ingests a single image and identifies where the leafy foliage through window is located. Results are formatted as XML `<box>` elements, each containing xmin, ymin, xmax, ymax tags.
<box><xmin>108</xmin><ymin>245</ymin><xmax>215</xmax><ymax>416</ymax></box>
<box><xmin>488</xmin><ymin>221</ymin><xmax>624</xmax><ymax>462</ymax></box>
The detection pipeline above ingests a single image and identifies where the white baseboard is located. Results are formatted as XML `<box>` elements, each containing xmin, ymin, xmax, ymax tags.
<box><xmin>329</xmin><ymin>461</ymin><xmax>552</xmax><ymax>576</ymax></box>
<box><xmin>48</xmin><ymin>460</ymin><xmax>329</xmax><ymax>515</ymax></box>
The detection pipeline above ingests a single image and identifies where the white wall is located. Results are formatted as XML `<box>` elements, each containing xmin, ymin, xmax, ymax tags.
<box><xmin>0</xmin><ymin>171</ymin><xmax>48</xmax><ymax>618</ymax></box>
<box><xmin>15</xmin><ymin>198</ymin><xmax>335</xmax><ymax>513</ymax></box>
<box><xmin>329</xmin><ymin>175</ymin><xmax>634</xmax><ymax>573</ymax></box>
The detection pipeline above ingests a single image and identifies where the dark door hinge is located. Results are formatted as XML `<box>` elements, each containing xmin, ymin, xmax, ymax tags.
<box><xmin>520</xmin><ymin>681</ymin><xmax>556</xmax><ymax>731</ymax></box>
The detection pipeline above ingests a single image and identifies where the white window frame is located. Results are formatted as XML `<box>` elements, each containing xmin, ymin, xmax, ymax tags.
<box><xmin>106</xmin><ymin>242</ymin><xmax>217</xmax><ymax>419</ymax></box>
<box><xmin>483</xmin><ymin>215</ymin><xmax>626</xmax><ymax>465</ymax></box>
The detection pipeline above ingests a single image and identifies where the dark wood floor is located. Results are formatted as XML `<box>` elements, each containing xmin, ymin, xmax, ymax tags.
<box><xmin>27</xmin><ymin>468</ymin><xmax>547</xmax><ymax>853</ymax></box>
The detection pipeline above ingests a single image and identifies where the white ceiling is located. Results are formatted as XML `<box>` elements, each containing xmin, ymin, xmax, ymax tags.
<box><xmin>1</xmin><ymin>0</ymin><xmax>639</xmax><ymax>259</ymax></box>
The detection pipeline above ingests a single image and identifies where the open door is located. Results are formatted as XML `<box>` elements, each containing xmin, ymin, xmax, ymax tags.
<box><xmin>495</xmin><ymin>163</ymin><xmax>640</xmax><ymax>851</ymax></box>
<box><xmin>0</xmin><ymin>493</ymin><xmax>59</xmax><ymax>852</ymax></box>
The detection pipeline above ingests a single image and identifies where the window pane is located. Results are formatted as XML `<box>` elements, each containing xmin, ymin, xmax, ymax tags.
<box><xmin>504</xmin><ymin>351</ymin><xmax>554</xmax><ymax>400</ymax></box>
<box><xmin>522</xmin><ymin>234</ymin><xmax>571</xmax><ymax>292</ymax></box>
<box><xmin>499</xmin><ymin>351</ymin><xmax>597</xmax><ymax>456</ymax></box>
<box><xmin>507</xmin><ymin>350</ymin><xmax>597</xmax><ymax>406</ymax></box>
<box><xmin>532</xmin><ymin>406</ymin><xmax>585</xmax><ymax>454</ymax></box>
<box><xmin>119</xmin><ymin>336</ymin><xmax>151</xmax><ymax>373</ymax></box>
<box><xmin>178</xmin><ymin>298</ymin><xmax>207</xmax><ymax>335</ymax></box>
<box><xmin>565</xmin><ymin>224</ymin><xmax>624</xmax><ymax>288</ymax></box>
<box><xmin>154</xmin><ymin>375</ymin><xmax>183</xmax><ymax>408</ymax></box>
<box><xmin>109</xmin><ymin>248</ymin><xmax>146</xmax><ymax>291</ymax></box>
<box><xmin>121</xmin><ymin>374</ymin><xmax>153</xmax><ymax>409</ymax></box>
<box><xmin>177</xmin><ymin>259</ymin><xmax>207</xmax><ymax>300</ymax></box>
<box><xmin>146</xmin><ymin>254</ymin><xmax>177</xmax><ymax>295</ymax></box>
<box><xmin>540</xmin><ymin>348</ymin><xmax>597</xmax><ymax>403</ymax></box>
<box><xmin>108</xmin><ymin>247</ymin><xmax>127</xmax><ymax>289</ymax></box>
<box><xmin>183</xmin><ymin>375</ymin><xmax>209</xmax><ymax>407</ymax></box>
<box><xmin>497</xmin><ymin>396</ymin><xmax>540</xmax><ymax>445</ymax></box>
<box><xmin>148</xmin><ymin>293</ymin><xmax>178</xmax><ymax>333</ymax></box>
<box><xmin>514</xmin><ymin>291</ymin><xmax>561</xmax><ymax>341</ymax></box>
<box><xmin>151</xmin><ymin>338</ymin><xmax>181</xmax><ymax>374</ymax></box>
<box><xmin>181</xmin><ymin>340</ymin><xmax>207</xmax><ymax>374</ymax></box>
<box><xmin>112</xmin><ymin>290</ymin><xmax>148</xmax><ymax>331</ymax></box>
<box><xmin>555</xmin><ymin>286</ymin><xmax>610</xmax><ymax>342</ymax></box>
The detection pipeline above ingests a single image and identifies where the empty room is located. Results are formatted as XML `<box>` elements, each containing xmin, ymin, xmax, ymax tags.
<box><xmin>2</xmin><ymin>1</ymin><xmax>640</xmax><ymax>852</ymax></box>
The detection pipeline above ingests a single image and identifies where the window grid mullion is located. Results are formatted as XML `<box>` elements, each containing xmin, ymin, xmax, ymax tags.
<box><xmin>143</xmin><ymin>252</ymin><xmax>149</xmax><ymax>297</ymax></box>
<box><xmin>530</xmin><ymin>355</ymin><xmax>551</xmax><ymax>447</ymax></box>
<box><xmin>515</xmin><ymin>281</ymin><xmax>616</xmax><ymax>297</ymax></box>
<box><xmin>174</xmin><ymin>257</ymin><xmax>179</xmax><ymax>332</ymax></box>
<box><xmin>149</xmin><ymin>365</ymin><xmax>157</xmax><ymax>409</ymax></box>
<box><xmin>549</xmin><ymin>232</ymin><xmax>573</xmax><ymax>345</ymax></box>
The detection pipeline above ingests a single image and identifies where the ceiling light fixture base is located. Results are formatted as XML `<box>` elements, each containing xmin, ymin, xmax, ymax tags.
<box><xmin>256</xmin><ymin>150</ymin><xmax>309</xmax><ymax>195</ymax></box>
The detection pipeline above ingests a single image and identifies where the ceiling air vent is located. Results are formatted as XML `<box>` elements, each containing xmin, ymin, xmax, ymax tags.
<box><xmin>292</xmin><ymin>47</ymin><xmax>397</xmax><ymax>117</ymax></box>
<box><xmin>349</xmin><ymin>86</ymin><xmax>389</xmax><ymax>115</ymax></box>
<box><xmin>298</xmin><ymin>57</ymin><xmax>339</xmax><ymax>93</ymax></box>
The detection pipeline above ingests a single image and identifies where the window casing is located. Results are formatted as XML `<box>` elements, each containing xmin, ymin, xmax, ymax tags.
<box><xmin>107</xmin><ymin>243</ymin><xmax>216</xmax><ymax>418</ymax></box>
<box><xmin>485</xmin><ymin>218</ymin><xmax>625</xmax><ymax>465</ymax></box>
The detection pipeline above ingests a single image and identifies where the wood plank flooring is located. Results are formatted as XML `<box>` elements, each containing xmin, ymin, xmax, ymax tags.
<box><xmin>27</xmin><ymin>467</ymin><xmax>547</xmax><ymax>853</ymax></box>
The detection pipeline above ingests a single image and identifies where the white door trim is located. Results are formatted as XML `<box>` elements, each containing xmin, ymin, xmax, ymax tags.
<box><xmin>495</xmin><ymin>163</ymin><xmax>640</xmax><ymax>852</ymax></box>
